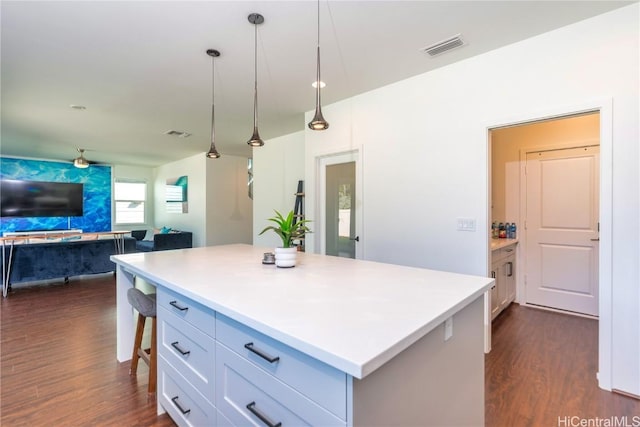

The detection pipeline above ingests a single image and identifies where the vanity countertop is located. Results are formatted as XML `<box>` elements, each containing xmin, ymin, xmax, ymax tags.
<box><xmin>491</xmin><ymin>238</ymin><xmax>518</xmax><ymax>251</ymax></box>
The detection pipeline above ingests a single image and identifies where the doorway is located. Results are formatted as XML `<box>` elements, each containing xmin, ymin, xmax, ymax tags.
<box><xmin>490</xmin><ymin>112</ymin><xmax>600</xmax><ymax>317</ymax></box>
<box><xmin>317</xmin><ymin>151</ymin><xmax>362</xmax><ymax>259</ymax></box>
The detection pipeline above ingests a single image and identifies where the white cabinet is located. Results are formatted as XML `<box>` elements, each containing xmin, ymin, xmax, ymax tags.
<box><xmin>216</xmin><ymin>314</ymin><xmax>346</xmax><ymax>421</ymax></box>
<box><xmin>490</xmin><ymin>242</ymin><xmax>516</xmax><ymax>320</ymax></box>
<box><xmin>157</xmin><ymin>288</ymin><xmax>217</xmax><ymax>427</ymax></box>
<box><xmin>156</xmin><ymin>288</ymin><xmax>346</xmax><ymax>427</ymax></box>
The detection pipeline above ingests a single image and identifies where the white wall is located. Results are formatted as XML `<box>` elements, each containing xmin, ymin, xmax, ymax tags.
<box><xmin>154</xmin><ymin>152</ymin><xmax>207</xmax><ymax>247</ymax></box>
<box><xmin>154</xmin><ymin>152</ymin><xmax>253</xmax><ymax>248</ymax></box>
<box><xmin>252</xmin><ymin>131</ymin><xmax>305</xmax><ymax>249</ymax></box>
<box><xmin>305</xmin><ymin>5</ymin><xmax>638</xmax><ymax>395</ymax></box>
<box><xmin>205</xmin><ymin>154</ymin><xmax>253</xmax><ymax>246</ymax></box>
<box><xmin>112</xmin><ymin>164</ymin><xmax>155</xmax><ymax>231</ymax></box>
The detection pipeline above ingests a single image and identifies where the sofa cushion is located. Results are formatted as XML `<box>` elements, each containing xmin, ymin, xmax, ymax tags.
<box><xmin>135</xmin><ymin>240</ymin><xmax>155</xmax><ymax>252</ymax></box>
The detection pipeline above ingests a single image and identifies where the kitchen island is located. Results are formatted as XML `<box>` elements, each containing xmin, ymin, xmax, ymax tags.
<box><xmin>112</xmin><ymin>244</ymin><xmax>493</xmax><ymax>426</ymax></box>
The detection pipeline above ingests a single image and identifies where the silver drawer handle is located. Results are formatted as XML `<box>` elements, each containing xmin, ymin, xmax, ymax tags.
<box><xmin>244</xmin><ymin>342</ymin><xmax>280</xmax><ymax>363</ymax></box>
<box><xmin>246</xmin><ymin>401</ymin><xmax>282</xmax><ymax>427</ymax></box>
<box><xmin>171</xmin><ymin>396</ymin><xmax>191</xmax><ymax>415</ymax></box>
<box><xmin>171</xmin><ymin>341</ymin><xmax>191</xmax><ymax>356</ymax></box>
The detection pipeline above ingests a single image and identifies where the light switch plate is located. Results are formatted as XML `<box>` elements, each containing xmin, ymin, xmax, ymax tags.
<box><xmin>456</xmin><ymin>217</ymin><xmax>476</xmax><ymax>232</ymax></box>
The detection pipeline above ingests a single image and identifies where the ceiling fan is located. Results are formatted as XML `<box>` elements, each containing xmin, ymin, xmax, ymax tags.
<box><xmin>73</xmin><ymin>148</ymin><xmax>91</xmax><ymax>168</ymax></box>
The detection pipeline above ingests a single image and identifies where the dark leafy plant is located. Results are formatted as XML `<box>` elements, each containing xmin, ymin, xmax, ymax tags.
<box><xmin>259</xmin><ymin>210</ymin><xmax>311</xmax><ymax>248</ymax></box>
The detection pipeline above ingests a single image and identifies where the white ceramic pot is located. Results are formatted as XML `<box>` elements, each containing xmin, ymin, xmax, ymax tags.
<box><xmin>274</xmin><ymin>247</ymin><xmax>297</xmax><ymax>268</ymax></box>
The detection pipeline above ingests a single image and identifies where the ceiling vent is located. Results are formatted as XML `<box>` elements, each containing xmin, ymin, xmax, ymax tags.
<box><xmin>164</xmin><ymin>130</ymin><xmax>192</xmax><ymax>138</ymax></box>
<box><xmin>421</xmin><ymin>34</ymin><xmax>465</xmax><ymax>57</ymax></box>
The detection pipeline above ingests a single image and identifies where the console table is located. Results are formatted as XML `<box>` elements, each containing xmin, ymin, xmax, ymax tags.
<box><xmin>112</xmin><ymin>244</ymin><xmax>493</xmax><ymax>426</ymax></box>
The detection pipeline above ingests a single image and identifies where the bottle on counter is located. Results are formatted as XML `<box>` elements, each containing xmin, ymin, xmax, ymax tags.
<box><xmin>510</xmin><ymin>222</ymin><xmax>517</xmax><ymax>239</ymax></box>
<box><xmin>498</xmin><ymin>222</ymin><xmax>506</xmax><ymax>239</ymax></box>
<box><xmin>491</xmin><ymin>222</ymin><xmax>497</xmax><ymax>238</ymax></box>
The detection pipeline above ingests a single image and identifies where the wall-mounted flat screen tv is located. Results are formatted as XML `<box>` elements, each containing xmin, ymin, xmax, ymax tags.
<box><xmin>0</xmin><ymin>179</ymin><xmax>84</xmax><ymax>218</ymax></box>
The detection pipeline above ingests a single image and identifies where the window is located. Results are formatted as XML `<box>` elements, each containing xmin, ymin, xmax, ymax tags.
<box><xmin>114</xmin><ymin>180</ymin><xmax>146</xmax><ymax>224</ymax></box>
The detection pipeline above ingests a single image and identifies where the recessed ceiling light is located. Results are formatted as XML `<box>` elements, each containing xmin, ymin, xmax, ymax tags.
<box><xmin>311</xmin><ymin>81</ymin><xmax>326</xmax><ymax>89</ymax></box>
<box><xmin>70</xmin><ymin>104</ymin><xmax>86</xmax><ymax>110</ymax></box>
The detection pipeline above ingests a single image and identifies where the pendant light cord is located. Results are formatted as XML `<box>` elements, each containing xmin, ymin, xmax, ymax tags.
<box><xmin>211</xmin><ymin>55</ymin><xmax>215</xmax><ymax>133</ymax></box>
<box><xmin>316</xmin><ymin>0</ymin><xmax>321</xmax><ymax>105</ymax></box>
<box><xmin>253</xmin><ymin>20</ymin><xmax>258</xmax><ymax>129</ymax></box>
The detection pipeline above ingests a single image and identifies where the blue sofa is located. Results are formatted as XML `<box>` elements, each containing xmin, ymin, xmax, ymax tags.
<box><xmin>130</xmin><ymin>230</ymin><xmax>192</xmax><ymax>252</ymax></box>
<box><xmin>3</xmin><ymin>237</ymin><xmax>137</xmax><ymax>287</ymax></box>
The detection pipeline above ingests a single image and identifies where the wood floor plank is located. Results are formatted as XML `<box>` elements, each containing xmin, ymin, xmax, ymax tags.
<box><xmin>486</xmin><ymin>304</ymin><xmax>640</xmax><ymax>426</ymax></box>
<box><xmin>2</xmin><ymin>275</ymin><xmax>638</xmax><ymax>426</ymax></box>
<box><xmin>1</xmin><ymin>276</ymin><xmax>175</xmax><ymax>427</ymax></box>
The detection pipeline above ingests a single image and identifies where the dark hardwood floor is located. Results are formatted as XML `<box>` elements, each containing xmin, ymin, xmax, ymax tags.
<box><xmin>486</xmin><ymin>304</ymin><xmax>639</xmax><ymax>426</ymax></box>
<box><xmin>1</xmin><ymin>275</ymin><xmax>638</xmax><ymax>426</ymax></box>
<box><xmin>0</xmin><ymin>276</ymin><xmax>175</xmax><ymax>427</ymax></box>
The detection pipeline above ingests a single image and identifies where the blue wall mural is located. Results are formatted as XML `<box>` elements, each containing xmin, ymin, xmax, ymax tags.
<box><xmin>0</xmin><ymin>157</ymin><xmax>112</xmax><ymax>233</ymax></box>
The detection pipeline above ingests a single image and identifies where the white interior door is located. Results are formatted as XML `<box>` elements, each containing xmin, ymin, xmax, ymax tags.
<box><xmin>525</xmin><ymin>146</ymin><xmax>599</xmax><ymax>316</ymax></box>
<box><xmin>318</xmin><ymin>151</ymin><xmax>362</xmax><ymax>259</ymax></box>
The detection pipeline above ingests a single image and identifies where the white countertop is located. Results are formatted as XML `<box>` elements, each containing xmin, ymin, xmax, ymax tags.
<box><xmin>112</xmin><ymin>244</ymin><xmax>493</xmax><ymax>379</ymax></box>
<box><xmin>490</xmin><ymin>238</ymin><xmax>518</xmax><ymax>251</ymax></box>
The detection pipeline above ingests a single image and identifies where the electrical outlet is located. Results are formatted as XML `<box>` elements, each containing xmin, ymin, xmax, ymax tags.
<box><xmin>444</xmin><ymin>317</ymin><xmax>453</xmax><ymax>341</ymax></box>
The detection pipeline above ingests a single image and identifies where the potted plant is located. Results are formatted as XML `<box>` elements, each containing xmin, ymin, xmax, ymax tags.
<box><xmin>259</xmin><ymin>210</ymin><xmax>311</xmax><ymax>267</ymax></box>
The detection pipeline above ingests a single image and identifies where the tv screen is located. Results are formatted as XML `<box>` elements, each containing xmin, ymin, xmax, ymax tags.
<box><xmin>1</xmin><ymin>179</ymin><xmax>84</xmax><ymax>218</ymax></box>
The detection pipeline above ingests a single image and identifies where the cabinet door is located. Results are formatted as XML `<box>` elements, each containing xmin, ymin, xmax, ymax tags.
<box><xmin>505</xmin><ymin>255</ymin><xmax>516</xmax><ymax>304</ymax></box>
<box><xmin>490</xmin><ymin>270</ymin><xmax>500</xmax><ymax>319</ymax></box>
<box><xmin>498</xmin><ymin>263</ymin><xmax>508</xmax><ymax>308</ymax></box>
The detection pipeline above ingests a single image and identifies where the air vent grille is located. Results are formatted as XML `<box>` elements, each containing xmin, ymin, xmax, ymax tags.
<box><xmin>164</xmin><ymin>130</ymin><xmax>192</xmax><ymax>138</ymax></box>
<box><xmin>421</xmin><ymin>34</ymin><xmax>465</xmax><ymax>57</ymax></box>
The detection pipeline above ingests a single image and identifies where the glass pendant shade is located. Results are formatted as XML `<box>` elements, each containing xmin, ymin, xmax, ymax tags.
<box><xmin>206</xmin><ymin>49</ymin><xmax>221</xmax><ymax>159</ymax></box>
<box><xmin>247</xmin><ymin>13</ymin><xmax>265</xmax><ymax>147</ymax></box>
<box><xmin>308</xmin><ymin>0</ymin><xmax>329</xmax><ymax>131</ymax></box>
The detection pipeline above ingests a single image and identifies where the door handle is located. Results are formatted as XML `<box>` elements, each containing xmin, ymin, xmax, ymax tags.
<box><xmin>349</xmin><ymin>236</ymin><xmax>360</xmax><ymax>242</ymax></box>
<box><xmin>590</xmin><ymin>238</ymin><xmax>600</xmax><ymax>242</ymax></box>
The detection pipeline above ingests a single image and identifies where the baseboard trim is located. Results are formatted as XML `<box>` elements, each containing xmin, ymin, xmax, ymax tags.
<box><xmin>520</xmin><ymin>303</ymin><xmax>599</xmax><ymax>320</ymax></box>
<box><xmin>612</xmin><ymin>388</ymin><xmax>640</xmax><ymax>401</ymax></box>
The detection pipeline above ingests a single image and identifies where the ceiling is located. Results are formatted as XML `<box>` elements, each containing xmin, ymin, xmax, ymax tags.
<box><xmin>1</xmin><ymin>1</ymin><xmax>633</xmax><ymax>168</ymax></box>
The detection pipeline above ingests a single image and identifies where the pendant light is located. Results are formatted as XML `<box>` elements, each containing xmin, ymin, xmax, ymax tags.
<box><xmin>206</xmin><ymin>49</ymin><xmax>221</xmax><ymax>159</ymax></box>
<box><xmin>308</xmin><ymin>0</ymin><xmax>329</xmax><ymax>131</ymax></box>
<box><xmin>74</xmin><ymin>148</ymin><xmax>90</xmax><ymax>168</ymax></box>
<box><xmin>247</xmin><ymin>13</ymin><xmax>265</xmax><ymax>147</ymax></box>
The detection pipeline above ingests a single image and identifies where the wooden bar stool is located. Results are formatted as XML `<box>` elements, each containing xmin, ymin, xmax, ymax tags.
<box><xmin>127</xmin><ymin>287</ymin><xmax>157</xmax><ymax>397</ymax></box>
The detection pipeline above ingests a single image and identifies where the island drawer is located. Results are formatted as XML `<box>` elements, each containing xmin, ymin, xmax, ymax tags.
<box><xmin>158</xmin><ymin>356</ymin><xmax>216</xmax><ymax>427</ymax></box>
<box><xmin>157</xmin><ymin>288</ymin><xmax>216</xmax><ymax>338</ymax></box>
<box><xmin>216</xmin><ymin>342</ymin><xmax>346</xmax><ymax>427</ymax></box>
<box><xmin>216</xmin><ymin>313</ymin><xmax>346</xmax><ymax>420</ymax></box>
<box><xmin>158</xmin><ymin>306</ymin><xmax>215</xmax><ymax>398</ymax></box>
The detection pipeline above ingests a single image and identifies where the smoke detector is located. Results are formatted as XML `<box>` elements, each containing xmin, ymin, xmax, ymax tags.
<box><xmin>420</xmin><ymin>34</ymin><xmax>465</xmax><ymax>57</ymax></box>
